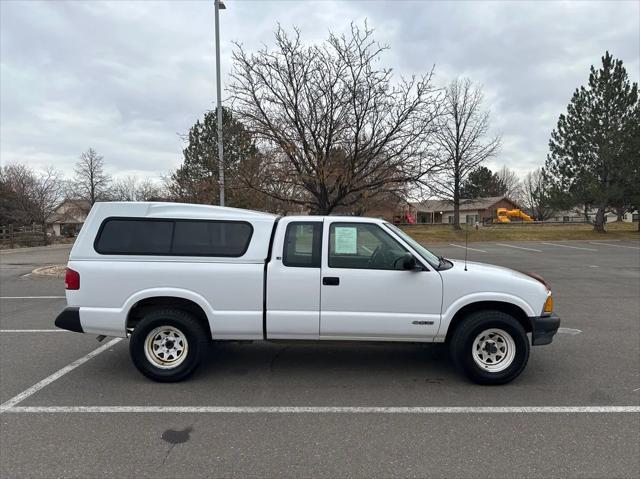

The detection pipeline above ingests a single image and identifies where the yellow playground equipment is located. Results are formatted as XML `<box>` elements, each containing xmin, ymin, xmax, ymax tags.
<box><xmin>496</xmin><ymin>208</ymin><xmax>533</xmax><ymax>223</ymax></box>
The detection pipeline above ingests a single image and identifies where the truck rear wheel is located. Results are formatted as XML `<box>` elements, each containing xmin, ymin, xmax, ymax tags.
<box><xmin>129</xmin><ymin>309</ymin><xmax>208</xmax><ymax>382</ymax></box>
<box><xmin>450</xmin><ymin>310</ymin><xmax>529</xmax><ymax>385</ymax></box>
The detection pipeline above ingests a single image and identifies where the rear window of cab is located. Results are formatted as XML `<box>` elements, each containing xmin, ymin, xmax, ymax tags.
<box><xmin>94</xmin><ymin>218</ymin><xmax>253</xmax><ymax>257</ymax></box>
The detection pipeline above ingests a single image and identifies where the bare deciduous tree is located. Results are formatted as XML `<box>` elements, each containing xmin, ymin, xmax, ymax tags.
<box><xmin>109</xmin><ymin>176</ymin><xmax>138</xmax><ymax>201</ymax></box>
<box><xmin>522</xmin><ymin>168</ymin><xmax>554</xmax><ymax>221</ymax></box>
<box><xmin>428</xmin><ymin>78</ymin><xmax>501</xmax><ymax>229</ymax></box>
<box><xmin>229</xmin><ymin>23</ymin><xmax>442</xmax><ymax>214</ymax></box>
<box><xmin>0</xmin><ymin>163</ymin><xmax>63</xmax><ymax>244</ymax></box>
<box><xmin>496</xmin><ymin>166</ymin><xmax>523</xmax><ymax>203</ymax></box>
<box><xmin>0</xmin><ymin>163</ymin><xmax>37</xmax><ymax>225</ymax></box>
<box><xmin>110</xmin><ymin>176</ymin><xmax>164</xmax><ymax>201</ymax></box>
<box><xmin>31</xmin><ymin>167</ymin><xmax>64</xmax><ymax>244</ymax></box>
<box><xmin>73</xmin><ymin>148</ymin><xmax>111</xmax><ymax>205</ymax></box>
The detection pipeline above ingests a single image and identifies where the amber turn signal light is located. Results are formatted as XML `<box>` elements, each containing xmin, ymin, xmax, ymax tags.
<box><xmin>543</xmin><ymin>295</ymin><xmax>553</xmax><ymax>314</ymax></box>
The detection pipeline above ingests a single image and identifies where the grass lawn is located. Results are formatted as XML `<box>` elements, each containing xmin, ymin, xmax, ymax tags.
<box><xmin>402</xmin><ymin>221</ymin><xmax>640</xmax><ymax>244</ymax></box>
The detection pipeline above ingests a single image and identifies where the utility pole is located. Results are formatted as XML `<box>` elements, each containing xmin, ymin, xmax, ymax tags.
<box><xmin>214</xmin><ymin>0</ymin><xmax>226</xmax><ymax>206</ymax></box>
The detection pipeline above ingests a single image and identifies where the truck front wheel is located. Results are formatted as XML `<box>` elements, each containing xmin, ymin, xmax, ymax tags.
<box><xmin>129</xmin><ymin>309</ymin><xmax>208</xmax><ymax>382</ymax></box>
<box><xmin>450</xmin><ymin>310</ymin><xmax>530</xmax><ymax>385</ymax></box>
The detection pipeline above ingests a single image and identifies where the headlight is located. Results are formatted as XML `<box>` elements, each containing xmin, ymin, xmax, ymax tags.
<box><xmin>543</xmin><ymin>295</ymin><xmax>554</xmax><ymax>315</ymax></box>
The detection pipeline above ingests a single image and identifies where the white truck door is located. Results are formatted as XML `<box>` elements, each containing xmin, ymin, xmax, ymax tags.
<box><xmin>266</xmin><ymin>218</ymin><xmax>323</xmax><ymax>339</ymax></box>
<box><xmin>320</xmin><ymin>220</ymin><xmax>442</xmax><ymax>340</ymax></box>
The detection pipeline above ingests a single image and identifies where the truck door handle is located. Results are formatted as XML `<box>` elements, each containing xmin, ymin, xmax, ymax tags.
<box><xmin>323</xmin><ymin>277</ymin><xmax>340</xmax><ymax>286</ymax></box>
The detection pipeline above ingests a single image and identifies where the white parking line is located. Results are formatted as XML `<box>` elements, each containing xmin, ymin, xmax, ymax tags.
<box><xmin>495</xmin><ymin>243</ymin><xmax>543</xmax><ymax>253</ymax></box>
<box><xmin>0</xmin><ymin>296</ymin><xmax>65</xmax><ymax>299</ymax></box>
<box><xmin>589</xmin><ymin>242</ymin><xmax>640</xmax><ymax>250</ymax></box>
<box><xmin>0</xmin><ymin>338</ymin><xmax>122</xmax><ymax>414</ymax></box>
<box><xmin>541</xmin><ymin>242</ymin><xmax>597</xmax><ymax>252</ymax></box>
<box><xmin>4</xmin><ymin>406</ymin><xmax>639</xmax><ymax>414</ymax></box>
<box><xmin>448</xmin><ymin>244</ymin><xmax>487</xmax><ymax>253</ymax></box>
<box><xmin>0</xmin><ymin>329</ymin><xmax>65</xmax><ymax>333</ymax></box>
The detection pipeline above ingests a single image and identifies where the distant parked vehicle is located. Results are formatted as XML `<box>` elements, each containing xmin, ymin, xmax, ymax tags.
<box><xmin>56</xmin><ymin>202</ymin><xmax>560</xmax><ymax>384</ymax></box>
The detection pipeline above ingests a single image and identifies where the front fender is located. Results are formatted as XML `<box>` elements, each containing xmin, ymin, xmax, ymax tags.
<box><xmin>435</xmin><ymin>292</ymin><xmax>536</xmax><ymax>342</ymax></box>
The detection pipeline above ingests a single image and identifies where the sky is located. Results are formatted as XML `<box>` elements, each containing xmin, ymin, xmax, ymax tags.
<box><xmin>1</xmin><ymin>0</ymin><xmax>638</xmax><ymax>182</ymax></box>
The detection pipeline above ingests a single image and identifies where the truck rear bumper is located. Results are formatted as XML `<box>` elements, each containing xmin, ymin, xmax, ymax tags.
<box><xmin>55</xmin><ymin>307</ymin><xmax>83</xmax><ymax>333</ymax></box>
<box><xmin>530</xmin><ymin>313</ymin><xmax>560</xmax><ymax>346</ymax></box>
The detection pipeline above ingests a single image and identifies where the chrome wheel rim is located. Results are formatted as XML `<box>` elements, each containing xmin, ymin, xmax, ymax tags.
<box><xmin>144</xmin><ymin>326</ymin><xmax>188</xmax><ymax>369</ymax></box>
<box><xmin>471</xmin><ymin>328</ymin><xmax>516</xmax><ymax>372</ymax></box>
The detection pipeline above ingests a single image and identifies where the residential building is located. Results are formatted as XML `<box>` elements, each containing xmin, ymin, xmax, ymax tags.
<box><xmin>547</xmin><ymin>208</ymin><xmax>639</xmax><ymax>223</ymax></box>
<box><xmin>408</xmin><ymin>196</ymin><xmax>521</xmax><ymax>225</ymax></box>
<box><xmin>47</xmin><ymin>199</ymin><xmax>91</xmax><ymax>236</ymax></box>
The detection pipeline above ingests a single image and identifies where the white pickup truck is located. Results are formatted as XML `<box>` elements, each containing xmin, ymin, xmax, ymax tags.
<box><xmin>55</xmin><ymin>202</ymin><xmax>560</xmax><ymax>384</ymax></box>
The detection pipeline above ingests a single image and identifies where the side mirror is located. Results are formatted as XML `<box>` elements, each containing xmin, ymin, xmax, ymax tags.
<box><xmin>401</xmin><ymin>253</ymin><xmax>419</xmax><ymax>270</ymax></box>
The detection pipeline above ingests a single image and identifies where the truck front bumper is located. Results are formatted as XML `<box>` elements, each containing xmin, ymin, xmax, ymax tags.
<box><xmin>55</xmin><ymin>307</ymin><xmax>83</xmax><ymax>333</ymax></box>
<box><xmin>529</xmin><ymin>313</ymin><xmax>560</xmax><ymax>346</ymax></box>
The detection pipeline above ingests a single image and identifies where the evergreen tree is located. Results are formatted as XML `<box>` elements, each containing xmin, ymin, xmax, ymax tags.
<box><xmin>545</xmin><ymin>52</ymin><xmax>639</xmax><ymax>232</ymax></box>
<box><xmin>168</xmin><ymin>107</ymin><xmax>260</xmax><ymax>207</ymax></box>
<box><xmin>460</xmin><ymin>166</ymin><xmax>505</xmax><ymax>199</ymax></box>
<box><xmin>624</xmin><ymin>122</ymin><xmax>640</xmax><ymax>231</ymax></box>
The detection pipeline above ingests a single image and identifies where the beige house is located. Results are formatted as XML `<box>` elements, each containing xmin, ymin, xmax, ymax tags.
<box><xmin>408</xmin><ymin>196</ymin><xmax>522</xmax><ymax>225</ymax></box>
<box><xmin>47</xmin><ymin>199</ymin><xmax>91</xmax><ymax>237</ymax></box>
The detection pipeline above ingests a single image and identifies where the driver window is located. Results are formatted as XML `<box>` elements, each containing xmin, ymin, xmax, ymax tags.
<box><xmin>328</xmin><ymin>223</ymin><xmax>408</xmax><ymax>270</ymax></box>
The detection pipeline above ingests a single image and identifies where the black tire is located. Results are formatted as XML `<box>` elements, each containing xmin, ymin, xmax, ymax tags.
<box><xmin>129</xmin><ymin>308</ymin><xmax>209</xmax><ymax>382</ymax></box>
<box><xmin>449</xmin><ymin>310</ymin><xmax>530</xmax><ymax>385</ymax></box>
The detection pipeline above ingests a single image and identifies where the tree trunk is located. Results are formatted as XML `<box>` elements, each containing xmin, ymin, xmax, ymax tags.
<box><xmin>453</xmin><ymin>201</ymin><xmax>461</xmax><ymax>230</ymax></box>
<box><xmin>615</xmin><ymin>206</ymin><xmax>625</xmax><ymax>222</ymax></box>
<box><xmin>313</xmin><ymin>189</ymin><xmax>333</xmax><ymax>216</ymax></box>
<box><xmin>593</xmin><ymin>206</ymin><xmax>606</xmax><ymax>233</ymax></box>
<box><xmin>311</xmin><ymin>198</ymin><xmax>331</xmax><ymax>215</ymax></box>
<box><xmin>583</xmin><ymin>204</ymin><xmax>590</xmax><ymax>223</ymax></box>
<box><xmin>452</xmin><ymin>174</ymin><xmax>461</xmax><ymax>230</ymax></box>
<box><xmin>41</xmin><ymin>222</ymin><xmax>49</xmax><ymax>246</ymax></box>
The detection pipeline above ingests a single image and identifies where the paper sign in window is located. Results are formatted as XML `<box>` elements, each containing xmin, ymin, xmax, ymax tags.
<box><xmin>334</xmin><ymin>227</ymin><xmax>357</xmax><ymax>254</ymax></box>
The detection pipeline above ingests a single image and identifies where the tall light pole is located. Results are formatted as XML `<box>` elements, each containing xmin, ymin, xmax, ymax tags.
<box><xmin>214</xmin><ymin>0</ymin><xmax>226</xmax><ymax>206</ymax></box>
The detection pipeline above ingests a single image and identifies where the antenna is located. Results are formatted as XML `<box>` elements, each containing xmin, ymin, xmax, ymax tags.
<box><xmin>464</xmin><ymin>223</ymin><xmax>469</xmax><ymax>271</ymax></box>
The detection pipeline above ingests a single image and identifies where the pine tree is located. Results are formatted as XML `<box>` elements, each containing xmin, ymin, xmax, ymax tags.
<box><xmin>460</xmin><ymin>166</ymin><xmax>505</xmax><ymax>199</ymax></box>
<box><xmin>168</xmin><ymin>107</ymin><xmax>259</xmax><ymax>207</ymax></box>
<box><xmin>545</xmin><ymin>52</ymin><xmax>639</xmax><ymax>232</ymax></box>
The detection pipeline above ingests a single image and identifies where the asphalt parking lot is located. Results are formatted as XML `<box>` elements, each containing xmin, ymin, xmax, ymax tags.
<box><xmin>1</xmin><ymin>239</ymin><xmax>639</xmax><ymax>478</ymax></box>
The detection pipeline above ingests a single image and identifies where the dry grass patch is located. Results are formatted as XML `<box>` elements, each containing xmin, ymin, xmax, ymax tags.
<box><xmin>402</xmin><ymin>222</ymin><xmax>639</xmax><ymax>244</ymax></box>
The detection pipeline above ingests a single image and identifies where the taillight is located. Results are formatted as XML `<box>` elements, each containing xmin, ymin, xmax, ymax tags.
<box><xmin>65</xmin><ymin>268</ymin><xmax>80</xmax><ymax>290</ymax></box>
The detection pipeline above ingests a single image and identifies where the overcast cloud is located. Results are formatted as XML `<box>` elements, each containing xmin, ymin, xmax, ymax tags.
<box><xmin>1</xmin><ymin>0</ymin><xmax>638</xmax><ymax>181</ymax></box>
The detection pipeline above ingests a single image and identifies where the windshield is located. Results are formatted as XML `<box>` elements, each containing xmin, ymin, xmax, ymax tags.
<box><xmin>384</xmin><ymin>223</ymin><xmax>441</xmax><ymax>268</ymax></box>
